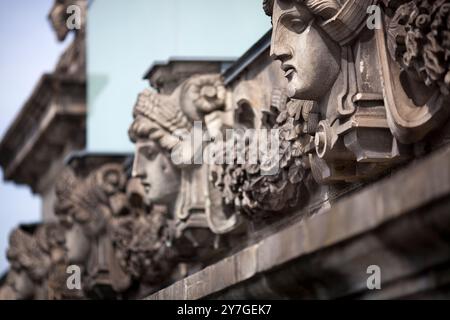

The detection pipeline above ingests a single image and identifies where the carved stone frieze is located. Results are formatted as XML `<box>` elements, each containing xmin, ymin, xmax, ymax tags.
<box><xmin>378</xmin><ymin>0</ymin><xmax>450</xmax><ymax>143</ymax></box>
<box><xmin>129</xmin><ymin>72</ymin><xmax>243</xmax><ymax>263</ymax></box>
<box><xmin>3</xmin><ymin>223</ymin><xmax>81</xmax><ymax>300</ymax></box>
<box><xmin>263</xmin><ymin>0</ymin><xmax>420</xmax><ymax>185</ymax></box>
<box><xmin>211</xmin><ymin>90</ymin><xmax>314</xmax><ymax>219</ymax></box>
<box><xmin>212</xmin><ymin>0</ymin><xmax>450</xmax><ymax>221</ymax></box>
<box><xmin>54</xmin><ymin>160</ymin><xmax>181</xmax><ymax>298</ymax></box>
<box><xmin>54</xmin><ymin>163</ymin><xmax>132</xmax><ymax>297</ymax></box>
<box><xmin>112</xmin><ymin>202</ymin><xmax>178</xmax><ymax>287</ymax></box>
<box><xmin>4</xmin><ymin>0</ymin><xmax>450</xmax><ymax>301</ymax></box>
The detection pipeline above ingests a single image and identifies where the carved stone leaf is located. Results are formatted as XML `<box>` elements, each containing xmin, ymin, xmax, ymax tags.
<box><xmin>209</xmin><ymin>97</ymin><xmax>315</xmax><ymax>219</ymax></box>
<box><xmin>276</xmin><ymin>110</ymin><xmax>288</xmax><ymax>124</ymax></box>
<box><xmin>388</xmin><ymin>0</ymin><xmax>450</xmax><ymax>95</ymax></box>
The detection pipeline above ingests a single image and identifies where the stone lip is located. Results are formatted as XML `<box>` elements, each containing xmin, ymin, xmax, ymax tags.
<box><xmin>148</xmin><ymin>145</ymin><xmax>450</xmax><ymax>299</ymax></box>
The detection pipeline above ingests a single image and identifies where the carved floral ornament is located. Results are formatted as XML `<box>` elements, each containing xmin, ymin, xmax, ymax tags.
<box><xmin>129</xmin><ymin>74</ymin><xmax>241</xmax><ymax>235</ymax></box>
<box><xmin>265</xmin><ymin>0</ymin><xmax>450</xmax><ymax>141</ymax></box>
<box><xmin>211</xmin><ymin>94</ymin><xmax>316</xmax><ymax>219</ymax></box>
<box><xmin>112</xmin><ymin>204</ymin><xmax>178</xmax><ymax>286</ymax></box>
<box><xmin>387</xmin><ymin>0</ymin><xmax>450</xmax><ymax>95</ymax></box>
<box><xmin>3</xmin><ymin>224</ymin><xmax>73</xmax><ymax>300</ymax></box>
<box><xmin>4</xmin><ymin>0</ymin><xmax>450</xmax><ymax>301</ymax></box>
<box><xmin>211</xmin><ymin>0</ymin><xmax>450</xmax><ymax>220</ymax></box>
<box><xmin>54</xmin><ymin>163</ymin><xmax>180</xmax><ymax>295</ymax></box>
<box><xmin>54</xmin><ymin>164</ymin><xmax>128</xmax><ymax>230</ymax></box>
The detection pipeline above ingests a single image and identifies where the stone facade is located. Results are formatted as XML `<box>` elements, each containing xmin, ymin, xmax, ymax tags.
<box><xmin>1</xmin><ymin>0</ymin><xmax>450</xmax><ymax>299</ymax></box>
<box><xmin>0</xmin><ymin>0</ymin><xmax>86</xmax><ymax>222</ymax></box>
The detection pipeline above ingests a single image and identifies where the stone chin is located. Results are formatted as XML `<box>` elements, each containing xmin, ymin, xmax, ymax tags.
<box><xmin>145</xmin><ymin>188</ymin><xmax>177</xmax><ymax>206</ymax></box>
<box><xmin>286</xmin><ymin>78</ymin><xmax>298</xmax><ymax>99</ymax></box>
<box><xmin>285</xmin><ymin>67</ymin><xmax>337</xmax><ymax>101</ymax></box>
<box><xmin>286</xmin><ymin>74</ymin><xmax>318</xmax><ymax>101</ymax></box>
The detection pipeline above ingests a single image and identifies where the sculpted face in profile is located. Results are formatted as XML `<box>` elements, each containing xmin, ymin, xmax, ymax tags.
<box><xmin>268</xmin><ymin>0</ymin><xmax>341</xmax><ymax>100</ymax></box>
<box><xmin>129</xmin><ymin>74</ymin><xmax>226</xmax><ymax>210</ymax></box>
<box><xmin>128</xmin><ymin>89</ymin><xmax>186</xmax><ymax>207</ymax></box>
<box><xmin>132</xmin><ymin>139</ymin><xmax>180</xmax><ymax>206</ymax></box>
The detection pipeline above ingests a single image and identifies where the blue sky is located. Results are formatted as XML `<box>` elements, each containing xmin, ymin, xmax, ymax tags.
<box><xmin>0</xmin><ymin>0</ymin><xmax>72</xmax><ymax>273</ymax></box>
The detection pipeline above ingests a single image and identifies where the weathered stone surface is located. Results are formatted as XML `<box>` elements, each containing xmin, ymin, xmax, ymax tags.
<box><xmin>53</xmin><ymin>154</ymin><xmax>182</xmax><ymax>299</ymax></box>
<box><xmin>148</xmin><ymin>145</ymin><xmax>450</xmax><ymax>299</ymax></box>
<box><xmin>2</xmin><ymin>223</ymin><xmax>84</xmax><ymax>300</ymax></box>
<box><xmin>3</xmin><ymin>0</ymin><xmax>450</xmax><ymax>300</ymax></box>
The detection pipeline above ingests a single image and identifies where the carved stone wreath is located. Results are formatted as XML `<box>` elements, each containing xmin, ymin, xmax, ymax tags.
<box><xmin>387</xmin><ymin>0</ymin><xmax>450</xmax><ymax>95</ymax></box>
<box><xmin>5</xmin><ymin>223</ymin><xmax>71</xmax><ymax>299</ymax></box>
<box><xmin>111</xmin><ymin>205</ymin><xmax>178</xmax><ymax>285</ymax></box>
<box><xmin>211</xmin><ymin>95</ymin><xmax>314</xmax><ymax>220</ymax></box>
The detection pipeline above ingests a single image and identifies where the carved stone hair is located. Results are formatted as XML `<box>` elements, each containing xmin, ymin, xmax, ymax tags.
<box><xmin>128</xmin><ymin>89</ymin><xmax>191</xmax><ymax>152</ymax></box>
<box><xmin>264</xmin><ymin>0</ymin><xmax>373</xmax><ymax>45</ymax></box>
<box><xmin>54</xmin><ymin>164</ymin><xmax>128</xmax><ymax>226</ymax></box>
<box><xmin>263</xmin><ymin>0</ymin><xmax>342</xmax><ymax>20</ymax></box>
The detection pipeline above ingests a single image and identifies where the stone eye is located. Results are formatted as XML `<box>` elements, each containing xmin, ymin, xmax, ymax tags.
<box><xmin>289</xmin><ymin>18</ymin><xmax>307</xmax><ymax>33</ymax></box>
<box><xmin>142</xmin><ymin>147</ymin><xmax>156</xmax><ymax>160</ymax></box>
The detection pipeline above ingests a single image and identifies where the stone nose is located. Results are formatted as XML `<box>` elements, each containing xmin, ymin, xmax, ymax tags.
<box><xmin>132</xmin><ymin>154</ymin><xmax>145</xmax><ymax>179</ymax></box>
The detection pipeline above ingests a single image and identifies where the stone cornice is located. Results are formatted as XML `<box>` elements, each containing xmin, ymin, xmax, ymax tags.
<box><xmin>222</xmin><ymin>29</ymin><xmax>271</xmax><ymax>86</ymax></box>
<box><xmin>0</xmin><ymin>74</ymin><xmax>86</xmax><ymax>192</ymax></box>
<box><xmin>144</xmin><ymin>58</ymin><xmax>235</xmax><ymax>95</ymax></box>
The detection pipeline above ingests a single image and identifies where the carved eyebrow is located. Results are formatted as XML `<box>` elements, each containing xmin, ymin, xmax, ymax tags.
<box><xmin>279</xmin><ymin>10</ymin><xmax>301</xmax><ymax>20</ymax></box>
<box><xmin>279</xmin><ymin>9</ymin><xmax>313</xmax><ymax>24</ymax></box>
<box><xmin>138</xmin><ymin>143</ymin><xmax>157</xmax><ymax>156</ymax></box>
<box><xmin>142</xmin><ymin>145</ymin><xmax>156</xmax><ymax>153</ymax></box>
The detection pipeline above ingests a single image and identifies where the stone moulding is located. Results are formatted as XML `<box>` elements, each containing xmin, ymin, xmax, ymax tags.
<box><xmin>0</xmin><ymin>74</ymin><xmax>86</xmax><ymax>192</ymax></box>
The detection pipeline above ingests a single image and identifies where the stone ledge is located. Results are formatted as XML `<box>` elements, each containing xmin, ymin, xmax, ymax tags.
<box><xmin>148</xmin><ymin>145</ymin><xmax>450</xmax><ymax>299</ymax></box>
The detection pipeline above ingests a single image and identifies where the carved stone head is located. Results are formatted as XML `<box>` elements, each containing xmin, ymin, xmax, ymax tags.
<box><xmin>54</xmin><ymin>164</ymin><xmax>132</xmax><ymax>295</ymax></box>
<box><xmin>265</xmin><ymin>0</ymin><xmax>373</xmax><ymax>100</ymax></box>
<box><xmin>129</xmin><ymin>89</ymin><xmax>189</xmax><ymax>207</ymax></box>
<box><xmin>129</xmin><ymin>74</ymin><xmax>241</xmax><ymax>261</ymax></box>
<box><xmin>128</xmin><ymin>75</ymin><xmax>225</xmax><ymax>209</ymax></box>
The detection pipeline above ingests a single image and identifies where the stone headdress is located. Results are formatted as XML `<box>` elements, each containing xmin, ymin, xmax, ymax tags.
<box><xmin>264</xmin><ymin>0</ymin><xmax>375</xmax><ymax>45</ymax></box>
<box><xmin>54</xmin><ymin>164</ymin><xmax>128</xmax><ymax>228</ymax></box>
<box><xmin>129</xmin><ymin>74</ymin><xmax>226</xmax><ymax>153</ymax></box>
<box><xmin>129</xmin><ymin>89</ymin><xmax>192</xmax><ymax>152</ymax></box>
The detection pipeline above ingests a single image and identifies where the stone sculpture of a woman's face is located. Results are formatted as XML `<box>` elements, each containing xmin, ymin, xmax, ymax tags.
<box><xmin>132</xmin><ymin>139</ymin><xmax>180</xmax><ymax>206</ymax></box>
<box><xmin>269</xmin><ymin>0</ymin><xmax>341</xmax><ymax>100</ymax></box>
